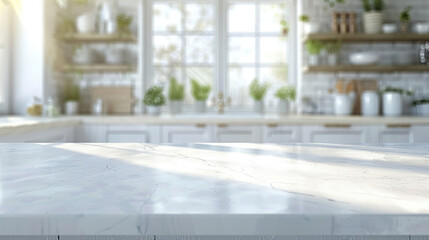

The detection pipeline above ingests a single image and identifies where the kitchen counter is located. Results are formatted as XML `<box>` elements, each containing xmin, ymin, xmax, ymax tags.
<box><xmin>0</xmin><ymin>114</ymin><xmax>429</xmax><ymax>136</ymax></box>
<box><xmin>1</xmin><ymin>143</ymin><xmax>429</xmax><ymax>235</ymax></box>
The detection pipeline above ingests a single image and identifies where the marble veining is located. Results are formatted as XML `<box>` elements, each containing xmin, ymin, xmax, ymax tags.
<box><xmin>0</xmin><ymin>143</ymin><xmax>429</xmax><ymax>235</ymax></box>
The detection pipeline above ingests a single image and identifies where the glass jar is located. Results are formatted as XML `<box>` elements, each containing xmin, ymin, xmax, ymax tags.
<box><xmin>26</xmin><ymin>96</ymin><xmax>43</xmax><ymax>117</ymax></box>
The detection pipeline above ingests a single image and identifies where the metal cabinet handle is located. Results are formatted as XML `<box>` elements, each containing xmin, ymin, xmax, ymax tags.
<box><xmin>195</xmin><ymin>124</ymin><xmax>207</xmax><ymax>128</ymax></box>
<box><xmin>324</xmin><ymin>124</ymin><xmax>352</xmax><ymax>128</ymax></box>
<box><xmin>267</xmin><ymin>124</ymin><xmax>279</xmax><ymax>128</ymax></box>
<box><xmin>217</xmin><ymin>124</ymin><xmax>228</xmax><ymax>128</ymax></box>
<box><xmin>386</xmin><ymin>124</ymin><xmax>411</xmax><ymax>129</ymax></box>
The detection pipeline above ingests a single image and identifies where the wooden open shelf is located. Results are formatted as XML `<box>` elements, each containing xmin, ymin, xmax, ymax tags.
<box><xmin>59</xmin><ymin>34</ymin><xmax>137</xmax><ymax>43</ymax></box>
<box><xmin>61</xmin><ymin>64</ymin><xmax>137</xmax><ymax>73</ymax></box>
<box><xmin>303</xmin><ymin>65</ymin><xmax>429</xmax><ymax>73</ymax></box>
<box><xmin>304</xmin><ymin>33</ymin><xmax>429</xmax><ymax>42</ymax></box>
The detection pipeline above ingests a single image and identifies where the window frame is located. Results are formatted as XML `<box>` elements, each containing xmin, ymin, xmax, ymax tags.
<box><xmin>145</xmin><ymin>0</ymin><xmax>297</xmax><ymax>111</ymax></box>
<box><xmin>0</xmin><ymin>1</ymin><xmax>10</xmax><ymax>115</ymax></box>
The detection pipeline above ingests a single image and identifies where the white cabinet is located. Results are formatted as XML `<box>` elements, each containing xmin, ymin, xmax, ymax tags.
<box><xmin>303</xmin><ymin>124</ymin><xmax>371</xmax><ymax>145</ymax></box>
<box><xmin>263</xmin><ymin>124</ymin><xmax>302</xmax><ymax>143</ymax></box>
<box><xmin>107</xmin><ymin>125</ymin><xmax>161</xmax><ymax>143</ymax></box>
<box><xmin>76</xmin><ymin>124</ymin><xmax>107</xmax><ymax>142</ymax></box>
<box><xmin>76</xmin><ymin>124</ymin><xmax>161</xmax><ymax>143</ymax></box>
<box><xmin>0</xmin><ymin>126</ymin><xmax>75</xmax><ymax>143</ymax></box>
<box><xmin>413</xmin><ymin>125</ymin><xmax>429</xmax><ymax>143</ymax></box>
<box><xmin>214</xmin><ymin>125</ymin><xmax>261</xmax><ymax>143</ymax></box>
<box><xmin>375</xmin><ymin>124</ymin><xmax>429</xmax><ymax>144</ymax></box>
<box><xmin>162</xmin><ymin>125</ymin><xmax>212</xmax><ymax>144</ymax></box>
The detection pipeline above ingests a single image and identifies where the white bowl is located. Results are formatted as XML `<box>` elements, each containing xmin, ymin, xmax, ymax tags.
<box><xmin>382</xmin><ymin>23</ymin><xmax>398</xmax><ymax>34</ymax></box>
<box><xmin>303</xmin><ymin>23</ymin><xmax>321</xmax><ymax>35</ymax></box>
<box><xmin>349</xmin><ymin>52</ymin><xmax>380</xmax><ymax>65</ymax></box>
<box><xmin>414</xmin><ymin>22</ymin><xmax>429</xmax><ymax>34</ymax></box>
<box><xmin>76</xmin><ymin>13</ymin><xmax>96</xmax><ymax>34</ymax></box>
<box><xmin>105</xmin><ymin>48</ymin><xmax>126</xmax><ymax>65</ymax></box>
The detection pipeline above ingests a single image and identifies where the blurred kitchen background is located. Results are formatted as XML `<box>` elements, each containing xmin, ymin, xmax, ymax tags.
<box><xmin>0</xmin><ymin>0</ymin><xmax>429</xmax><ymax>144</ymax></box>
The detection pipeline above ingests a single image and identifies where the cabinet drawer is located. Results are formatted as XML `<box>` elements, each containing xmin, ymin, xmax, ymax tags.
<box><xmin>304</xmin><ymin>125</ymin><xmax>370</xmax><ymax>145</ymax></box>
<box><xmin>162</xmin><ymin>125</ymin><xmax>212</xmax><ymax>144</ymax></box>
<box><xmin>263</xmin><ymin>125</ymin><xmax>302</xmax><ymax>143</ymax></box>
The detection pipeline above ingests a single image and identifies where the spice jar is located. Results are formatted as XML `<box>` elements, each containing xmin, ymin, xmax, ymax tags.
<box><xmin>331</xmin><ymin>12</ymin><xmax>340</xmax><ymax>33</ymax></box>
<box><xmin>26</xmin><ymin>96</ymin><xmax>43</xmax><ymax>117</ymax></box>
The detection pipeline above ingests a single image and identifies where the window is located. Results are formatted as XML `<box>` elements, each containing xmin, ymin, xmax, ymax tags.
<box><xmin>0</xmin><ymin>1</ymin><xmax>10</xmax><ymax>114</ymax></box>
<box><xmin>148</xmin><ymin>0</ymin><xmax>294</xmax><ymax>109</ymax></box>
<box><xmin>151</xmin><ymin>0</ymin><xmax>216</xmax><ymax>104</ymax></box>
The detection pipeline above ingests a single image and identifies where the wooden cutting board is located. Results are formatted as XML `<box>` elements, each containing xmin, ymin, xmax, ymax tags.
<box><xmin>90</xmin><ymin>86</ymin><xmax>136</xmax><ymax>115</ymax></box>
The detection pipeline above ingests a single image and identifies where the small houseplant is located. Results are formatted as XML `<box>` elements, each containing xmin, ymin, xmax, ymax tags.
<box><xmin>275</xmin><ymin>86</ymin><xmax>296</xmax><ymax>115</ymax></box>
<box><xmin>399</xmin><ymin>6</ymin><xmax>412</xmax><ymax>32</ymax></box>
<box><xmin>305</xmin><ymin>40</ymin><xmax>324</xmax><ymax>66</ymax></box>
<box><xmin>143</xmin><ymin>86</ymin><xmax>166</xmax><ymax>115</ymax></box>
<box><xmin>249</xmin><ymin>78</ymin><xmax>270</xmax><ymax>114</ymax></box>
<box><xmin>412</xmin><ymin>98</ymin><xmax>429</xmax><ymax>116</ymax></box>
<box><xmin>381</xmin><ymin>87</ymin><xmax>404</xmax><ymax>117</ymax></box>
<box><xmin>117</xmin><ymin>13</ymin><xmax>133</xmax><ymax>35</ymax></box>
<box><xmin>362</xmin><ymin>0</ymin><xmax>384</xmax><ymax>34</ymax></box>
<box><xmin>280</xmin><ymin>19</ymin><xmax>289</xmax><ymax>36</ymax></box>
<box><xmin>168</xmin><ymin>77</ymin><xmax>185</xmax><ymax>114</ymax></box>
<box><xmin>63</xmin><ymin>80</ymin><xmax>81</xmax><ymax>115</ymax></box>
<box><xmin>325</xmin><ymin>40</ymin><xmax>342</xmax><ymax>66</ymax></box>
<box><xmin>191</xmin><ymin>79</ymin><xmax>211</xmax><ymax>113</ymax></box>
<box><xmin>299</xmin><ymin>14</ymin><xmax>320</xmax><ymax>35</ymax></box>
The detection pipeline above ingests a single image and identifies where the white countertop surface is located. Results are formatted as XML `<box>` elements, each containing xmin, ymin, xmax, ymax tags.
<box><xmin>1</xmin><ymin>143</ymin><xmax>429</xmax><ymax>235</ymax></box>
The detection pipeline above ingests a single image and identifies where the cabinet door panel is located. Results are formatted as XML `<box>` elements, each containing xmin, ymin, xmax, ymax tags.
<box><xmin>162</xmin><ymin>126</ymin><xmax>212</xmax><ymax>144</ymax></box>
<box><xmin>107</xmin><ymin>125</ymin><xmax>160</xmax><ymax>144</ymax></box>
<box><xmin>413</xmin><ymin>126</ymin><xmax>429</xmax><ymax>143</ymax></box>
<box><xmin>263</xmin><ymin>125</ymin><xmax>302</xmax><ymax>143</ymax></box>
<box><xmin>304</xmin><ymin>126</ymin><xmax>370</xmax><ymax>145</ymax></box>
<box><xmin>215</xmin><ymin>126</ymin><xmax>261</xmax><ymax>143</ymax></box>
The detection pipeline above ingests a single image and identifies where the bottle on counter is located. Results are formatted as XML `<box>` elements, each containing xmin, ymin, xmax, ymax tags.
<box><xmin>45</xmin><ymin>97</ymin><xmax>60</xmax><ymax>118</ymax></box>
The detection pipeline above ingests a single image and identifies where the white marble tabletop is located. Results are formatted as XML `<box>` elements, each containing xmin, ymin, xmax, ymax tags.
<box><xmin>1</xmin><ymin>143</ymin><xmax>429</xmax><ymax>236</ymax></box>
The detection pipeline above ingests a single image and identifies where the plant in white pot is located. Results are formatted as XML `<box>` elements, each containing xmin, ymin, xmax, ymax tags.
<box><xmin>382</xmin><ymin>87</ymin><xmax>404</xmax><ymax>117</ymax></box>
<box><xmin>399</xmin><ymin>6</ymin><xmax>412</xmax><ymax>33</ymax></box>
<box><xmin>413</xmin><ymin>98</ymin><xmax>429</xmax><ymax>117</ymax></box>
<box><xmin>144</xmin><ymin>86</ymin><xmax>165</xmax><ymax>115</ymax></box>
<box><xmin>249</xmin><ymin>78</ymin><xmax>270</xmax><ymax>114</ymax></box>
<box><xmin>168</xmin><ymin>77</ymin><xmax>185</xmax><ymax>114</ymax></box>
<box><xmin>191</xmin><ymin>79</ymin><xmax>211</xmax><ymax>113</ymax></box>
<box><xmin>305</xmin><ymin>40</ymin><xmax>324</xmax><ymax>66</ymax></box>
<box><xmin>325</xmin><ymin>40</ymin><xmax>342</xmax><ymax>66</ymax></box>
<box><xmin>63</xmin><ymin>80</ymin><xmax>80</xmax><ymax>116</ymax></box>
<box><xmin>300</xmin><ymin>14</ymin><xmax>320</xmax><ymax>35</ymax></box>
<box><xmin>275</xmin><ymin>86</ymin><xmax>296</xmax><ymax>115</ymax></box>
<box><xmin>362</xmin><ymin>0</ymin><xmax>384</xmax><ymax>34</ymax></box>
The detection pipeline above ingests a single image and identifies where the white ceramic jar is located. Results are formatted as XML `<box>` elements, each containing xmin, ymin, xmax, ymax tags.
<box><xmin>76</xmin><ymin>13</ymin><xmax>96</xmax><ymax>34</ymax></box>
<box><xmin>383</xmin><ymin>92</ymin><xmax>403</xmax><ymax>117</ymax></box>
<box><xmin>334</xmin><ymin>93</ymin><xmax>353</xmax><ymax>116</ymax></box>
<box><xmin>361</xmin><ymin>91</ymin><xmax>379</xmax><ymax>117</ymax></box>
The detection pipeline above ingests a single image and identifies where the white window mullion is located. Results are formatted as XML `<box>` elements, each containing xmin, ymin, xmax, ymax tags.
<box><xmin>181</xmin><ymin>1</ymin><xmax>187</xmax><ymax>88</ymax></box>
<box><xmin>217</xmin><ymin>0</ymin><xmax>227</xmax><ymax>95</ymax></box>
<box><xmin>255</xmin><ymin>0</ymin><xmax>260</xmax><ymax>82</ymax></box>
<box><xmin>0</xmin><ymin>1</ymin><xmax>10</xmax><ymax>114</ymax></box>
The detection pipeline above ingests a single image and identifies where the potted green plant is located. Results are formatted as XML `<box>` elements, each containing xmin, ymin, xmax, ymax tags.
<box><xmin>412</xmin><ymin>98</ymin><xmax>429</xmax><ymax>116</ymax></box>
<box><xmin>143</xmin><ymin>86</ymin><xmax>166</xmax><ymax>115</ymax></box>
<box><xmin>362</xmin><ymin>0</ymin><xmax>384</xmax><ymax>34</ymax></box>
<box><xmin>326</xmin><ymin>40</ymin><xmax>342</xmax><ymax>66</ymax></box>
<box><xmin>191</xmin><ymin>79</ymin><xmax>211</xmax><ymax>113</ymax></box>
<box><xmin>305</xmin><ymin>40</ymin><xmax>324</xmax><ymax>66</ymax></box>
<box><xmin>168</xmin><ymin>77</ymin><xmax>185</xmax><ymax>114</ymax></box>
<box><xmin>116</xmin><ymin>13</ymin><xmax>133</xmax><ymax>35</ymax></box>
<box><xmin>275</xmin><ymin>86</ymin><xmax>296</xmax><ymax>115</ymax></box>
<box><xmin>249</xmin><ymin>78</ymin><xmax>270</xmax><ymax>114</ymax></box>
<box><xmin>399</xmin><ymin>6</ymin><xmax>412</xmax><ymax>32</ymax></box>
<box><xmin>63</xmin><ymin>80</ymin><xmax>81</xmax><ymax>115</ymax></box>
<box><xmin>300</xmin><ymin>14</ymin><xmax>320</xmax><ymax>35</ymax></box>
<box><xmin>280</xmin><ymin>19</ymin><xmax>289</xmax><ymax>36</ymax></box>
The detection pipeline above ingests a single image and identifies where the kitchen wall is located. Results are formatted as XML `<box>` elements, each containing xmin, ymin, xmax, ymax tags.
<box><xmin>300</xmin><ymin>0</ymin><xmax>429</xmax><ymax>105</ymax></box>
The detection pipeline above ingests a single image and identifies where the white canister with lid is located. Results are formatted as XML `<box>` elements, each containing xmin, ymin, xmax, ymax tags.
<box><xmin>334</xmin><ymin>93</ymin><xmax>354</xmax><ymax>116</ymax></box>
<box><xmin>361</xmin><ymin>91</ymin><xmax>379</xmax><ymax>117</ymax></box>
